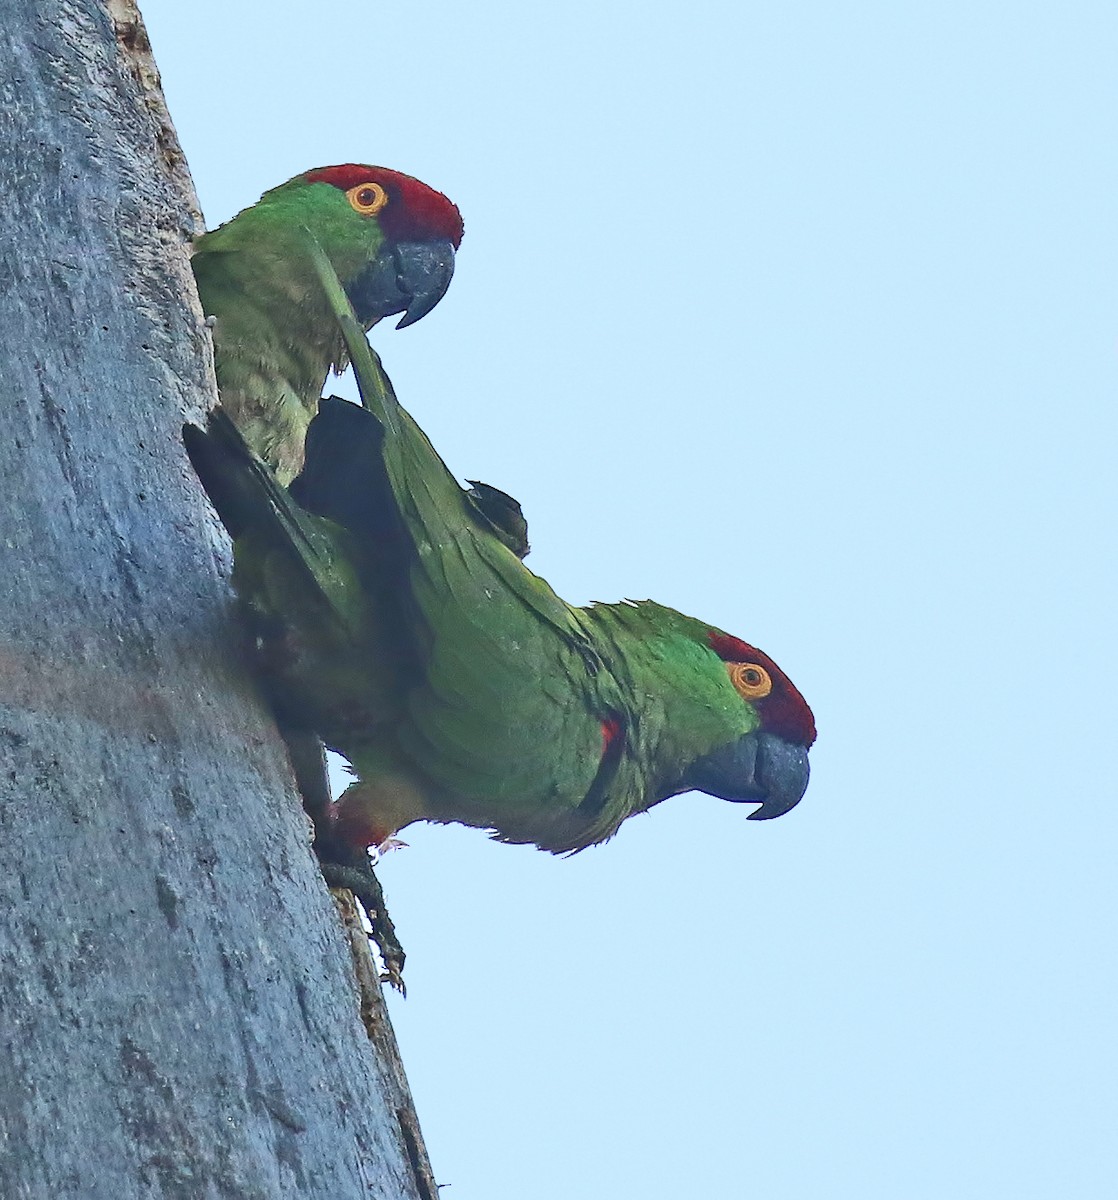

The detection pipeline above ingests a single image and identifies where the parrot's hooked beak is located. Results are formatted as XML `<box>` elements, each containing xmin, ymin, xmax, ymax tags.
<box><xmin>346</xmin><ymin>239</ymin><xmax>456</xmax><ymax>329</ymax></box>
<box><xmin>682</xmin><ymin>730</ymin><xmax>810</xmax><ymax>821</ymax></box>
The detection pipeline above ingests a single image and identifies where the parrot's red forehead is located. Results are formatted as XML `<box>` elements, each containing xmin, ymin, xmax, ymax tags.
<box><xmin>708</xmin><ymin>631</ymin><xmax>817</xmax><ymax>747</ymax></box>
<box><xmin>303</xmin><ymin>163</ymin><xmax>464</xmax><ymax>248</ymax></box>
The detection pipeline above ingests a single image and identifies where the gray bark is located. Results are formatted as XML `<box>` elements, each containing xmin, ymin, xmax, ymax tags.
<box><xmin>0</xmin><ymin>3</ymin><xmax>436</xmax><ymax>1196</ymax></box>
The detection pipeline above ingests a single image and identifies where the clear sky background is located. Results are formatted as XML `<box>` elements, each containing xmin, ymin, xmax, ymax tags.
<box><xmin>142</xmin><ymin>3</ymin><xmax>1116</xmax><ymax>1196</ymax></box>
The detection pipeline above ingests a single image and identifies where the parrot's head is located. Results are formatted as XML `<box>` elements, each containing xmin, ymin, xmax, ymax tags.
<box><xmin>676</xmin><ymin>630</ymin><xmax>816</xmax><ymax>821</ymax></box>
<box><xmin>257</xmin><ymin>163</ymin><xmax>463</xmax><ymax>329</ymax></box>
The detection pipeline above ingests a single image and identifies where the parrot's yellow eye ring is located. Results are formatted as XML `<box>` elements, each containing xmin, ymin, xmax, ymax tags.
<box><xmin>347</xmin><ymin>182</ymin><xmax>389</xmax><ymax>216</ymax></box>
<box><xmin>728</xmin><ymin>662</ymin><xmax>772</xmax><ymax>701</ymax></box>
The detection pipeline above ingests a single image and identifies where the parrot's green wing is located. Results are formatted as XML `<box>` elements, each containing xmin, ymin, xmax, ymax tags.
<box><xmin>183</xmin><ymin>410</ymin><xmax>360</xmax><ymax>629</ymax></box>
<box><xmin>183</xmin><ymin>411</ymin><xmax>405</xmax><ymax>731</ymax></box>
<box><xmin>305</xmin><ymin>241</ymin><xmax>643</xmax><ymax>846</ymax></box>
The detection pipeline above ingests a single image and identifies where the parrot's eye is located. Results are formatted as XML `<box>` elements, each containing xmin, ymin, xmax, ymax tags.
<box><xmin>346</xmin><ymin>182</ymin><xmax>389</xmax><ymax>216</ymax></box>
<box><xmin>728</xmin><ymin>662</ymin><xmax>772</xmax><ymax>701</ymax></box>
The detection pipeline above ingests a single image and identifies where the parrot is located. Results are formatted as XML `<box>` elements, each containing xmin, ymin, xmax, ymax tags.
<box><xmin>192</xmin><ymin>163</ymin><xmax>463</xmax><ymax>484</ymax></box>
<box><xmin>184</xmin><ymin>245</ymin><xmax>816</xmax><ymax>888</ymax></box>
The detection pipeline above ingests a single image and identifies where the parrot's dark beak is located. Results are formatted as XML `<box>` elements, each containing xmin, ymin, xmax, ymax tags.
<box><xmin>346</xmin><ymin>239</ymin><xmax>456</xmax><ymax>329</ymax></box>
<box><xmin>682</xmin><ymin>730</ymin><xmax>810</xmax><ymax>821</ymax></box>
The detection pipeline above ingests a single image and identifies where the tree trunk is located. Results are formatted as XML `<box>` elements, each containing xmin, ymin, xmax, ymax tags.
<box><xmin>0</xmin><ymin>3</ymin><xmax>436</xmax><ymax>1196</ymax></box>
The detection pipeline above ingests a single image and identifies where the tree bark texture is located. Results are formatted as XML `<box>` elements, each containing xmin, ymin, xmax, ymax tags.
<box><xmin>0</xmin><ymin>3</ymin><xmax>436</xmax><ymax>1196</ymax></box>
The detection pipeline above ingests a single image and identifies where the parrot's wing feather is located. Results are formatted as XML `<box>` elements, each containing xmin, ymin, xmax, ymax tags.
<box><xmin>181</xmin><ymin>407</ymin><xmax>404</xmax><ymax>762</ymax></box>
<box><xmin>302</xmin><ymin>244</ymin><xmax>639</xmax><ymax>847</ymax></box>
<box><xmin>183</xmin><ymin>410</ymin><xmax>365</xmax><ymax>632</ymax></box>
<box><xmin>305</xmin><ymin>237</ymin><xmax>593</xmax><ymax>644</ymax></box>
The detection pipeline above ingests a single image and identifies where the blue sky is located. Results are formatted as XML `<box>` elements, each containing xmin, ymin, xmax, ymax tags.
<box><xmin>143</xmin><ymin>3</ymin><xmax>1117</xmax><ymax>1195</ymax></box>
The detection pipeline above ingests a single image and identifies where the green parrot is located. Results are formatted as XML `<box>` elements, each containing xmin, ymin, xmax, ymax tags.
<box><xmin>192</xmin><ymin>163</ymin><xmax>463</xmax><ymax>483</ymax></box>
<box><xmin>184</xmin><ymin>248</ymin><xmax>816</xmax><ymax>878</ymax></box>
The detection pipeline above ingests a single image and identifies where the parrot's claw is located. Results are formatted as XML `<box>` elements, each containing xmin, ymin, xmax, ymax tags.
<box><xmin>372</xmin><ymin>837</ymin><xmax>409</xmax><ymax>860</ymax></box>
<box><xmin>275</xmin><ymin>722</ymin><xmax>406</xmax><ymax>988</ymax></box>
<box><xmin>317</xmin><ymin>853</ymin><xmax>406</xmax><ymax>992</ymax></box>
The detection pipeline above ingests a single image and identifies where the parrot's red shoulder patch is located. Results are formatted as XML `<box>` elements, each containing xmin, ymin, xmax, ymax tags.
<box><xmin>601</xmin><ymin>714</ymin><xmax>623</xmax><ymax>752</ymax></box>
<box><xmin>708</xmin><ymin>631</ymin><xmax>816</xmax><ymax>748</ymax></box>
<box><xmin>303</xmin><ymin>164</ymin><xmax>464</xmax><ymax>248</ymax></box>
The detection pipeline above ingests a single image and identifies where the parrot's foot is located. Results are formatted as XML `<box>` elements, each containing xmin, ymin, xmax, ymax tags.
<box><xmin>275</xmin><ymin>723</ymin><xmax>407</xmax><ymax>989</ymax></box>
<box><xmin>317</xmin><ymin>850</ymin><xmax>406</xmax><ymax>993</ymax></box>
